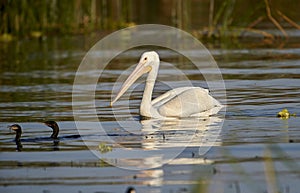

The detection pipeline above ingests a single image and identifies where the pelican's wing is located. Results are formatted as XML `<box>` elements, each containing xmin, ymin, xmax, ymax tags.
<box><xmin>156</xmin><ymin>87</ymin><xmax>221</xmax><ymax>117</ymax></box>
<box><xmin>152</xmin><ymin>87</ymin><xmax>207</xmax><ymax>107</ymax></box>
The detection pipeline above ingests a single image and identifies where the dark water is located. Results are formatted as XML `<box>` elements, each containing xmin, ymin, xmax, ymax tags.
<box><xmin>1</xmin><ymin>30</ymin><xmax>300</xmax><ymax>192</ymax></box>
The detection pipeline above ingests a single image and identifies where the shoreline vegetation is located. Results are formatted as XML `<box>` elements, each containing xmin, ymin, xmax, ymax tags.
<box><xmin>0</xmin><ymin>0</ymin><xmax>299</xmax><ymax>42</ymax></box>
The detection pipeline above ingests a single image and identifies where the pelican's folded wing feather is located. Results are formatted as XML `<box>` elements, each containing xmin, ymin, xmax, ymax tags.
<box><xmin>156</xmin><ymin>87</ymin><xmax>220</xmax><ymax>117</ymax></box>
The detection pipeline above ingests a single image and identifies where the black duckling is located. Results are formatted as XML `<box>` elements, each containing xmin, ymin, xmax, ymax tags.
<box><xmin>44</xmin><ymin>121</ymin><xmax>59</xmax><ymax>139</ymax></box>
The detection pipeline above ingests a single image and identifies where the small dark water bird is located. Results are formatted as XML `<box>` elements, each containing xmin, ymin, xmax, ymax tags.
<box><xmin>8</xmin><ymin>124</ymin><xmax>23</xmax><ymax>151</ymax></box>
<box><xmin>7</xmin><ymin>121</ymin><xmax>80</xmax><ymax>151</ymax></box>
<box><xmin>8</xmin><ymin>123</ymin><xmax>59</xmax><ymax>151</ymax></box>
<box><xmin>44</xmin><ymin>121</ymin><xmax>81</xmax><ymax>140</ymax></box>
<box><xmin>8</xmin><ymin>124</ymin><xmax>22</xmax><ymax>142</ymax></box>
<box><xmin>44</xmin><ymin>121</ymin><xmax>59</xmax><ymax>139</ymax></box>
<box><xmin>8</xmin><ymin>122</ymin><xmax>60</xmax><ymax>141</ymax></box>
<box><xmin>125</xmin><ymin>187</ymin><xmax>136</xmax><ymax>193</ymax></box>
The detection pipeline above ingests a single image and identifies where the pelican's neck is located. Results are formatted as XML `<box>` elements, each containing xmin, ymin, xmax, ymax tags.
<box><xmin>142</xmin><ymin>77</ymin><xmax>155</xmax><ymax>107</ymax></box>
<box><xmin>140</xmin><ymin>62</ymin><xmax>159</xmax><ymax>117</ymax></box>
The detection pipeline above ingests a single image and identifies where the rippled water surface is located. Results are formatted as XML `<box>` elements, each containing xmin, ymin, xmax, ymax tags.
<box><xmin>1</xmin><ymin>33</ymin><xmax>300</xmax><ymax>193</ymax></box>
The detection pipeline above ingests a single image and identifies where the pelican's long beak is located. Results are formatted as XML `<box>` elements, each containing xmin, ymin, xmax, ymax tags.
<box><xmin>111</xmin><ymin>61</ymin><xmax>151</xmax><ymax>106</ymax></box>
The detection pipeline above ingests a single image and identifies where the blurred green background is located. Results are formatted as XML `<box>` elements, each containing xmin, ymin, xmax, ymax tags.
<box><xmin>1</xmin><ymin>0</ymin><xmax>300</xmax><ymax>40</ymax></box>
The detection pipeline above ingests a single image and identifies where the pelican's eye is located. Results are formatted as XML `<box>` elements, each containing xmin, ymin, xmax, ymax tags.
<box><xmin>144</xmin><ymin>57</ymin><xmax>147</xmax><ymax>61</ymax></box>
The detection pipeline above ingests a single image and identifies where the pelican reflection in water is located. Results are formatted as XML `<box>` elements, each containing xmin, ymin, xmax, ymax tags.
<box><xmin>97</xmin><ymin>116</ymin><xmax>223</xmax><ymax>170</ymax></box>
<box><xmin>111</xmin><ymin>51</ymin><xmax>222</xmax><ymax>118</ymax></box>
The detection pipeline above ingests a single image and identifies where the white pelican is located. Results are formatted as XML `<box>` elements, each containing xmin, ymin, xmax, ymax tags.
<box><xmin>111</xmin><ymin>51</ymin><xmax>222</xmax><ymax>118</ymax></box>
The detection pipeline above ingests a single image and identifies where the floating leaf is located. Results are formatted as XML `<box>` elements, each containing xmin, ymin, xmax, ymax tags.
<box><xmin>277</xmin><ymin>108</ymin><xmax>296</xmax><ymax>119</ymax></box>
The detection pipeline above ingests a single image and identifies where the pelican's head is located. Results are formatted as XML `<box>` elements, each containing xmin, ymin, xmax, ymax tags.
<box><xmin>138</xmin><ymin>51</ymin><xmax>159</xmax><ymax>65</ymax></box>
<box><xmin>111</xmin><ymin>51</ymin><xmax>160</xmax><ymax>106</ymax></box>
<box><xmin>135</xmin><ymin>51</ymin><xmax>160</xmax><ymax>75</ymax></box>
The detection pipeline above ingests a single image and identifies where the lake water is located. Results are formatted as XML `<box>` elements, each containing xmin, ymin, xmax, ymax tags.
<box><xmin>1</xmin><ymin>30</ymin><xmax>300</xmax><ymax>193</ymax></box>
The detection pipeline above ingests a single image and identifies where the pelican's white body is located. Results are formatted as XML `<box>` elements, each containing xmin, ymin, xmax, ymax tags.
<box><xmin>111</xmin><ymin>51</ymin><xmax>222</xmax><ymax>118</ymax></box>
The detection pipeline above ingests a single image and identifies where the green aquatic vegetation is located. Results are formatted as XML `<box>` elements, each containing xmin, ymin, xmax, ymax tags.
<box><xmin>30</xmin><ymin>31</ymin><xmax>43</xmax><ymax>38</ymax></box>
<box><xmin>98</xmin><ymin>142</ymin><xmax>113</xmax><ymax>153</ymax></box>
<box><xmin>277</xmin><ymin>108</ymin><xmax>296</xmax><ymax>119</ymax></box>
<box><xmin>0</xmin><ymin>33</ymin><xmax>14</xmax><ymax>42</ymax></box>
<box><xmin>1</xmin><ymin>0</ymin><xmax>299</xmax><ymax>39</ymax></box>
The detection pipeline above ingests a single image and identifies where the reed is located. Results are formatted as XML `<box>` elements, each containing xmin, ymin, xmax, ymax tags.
<box><xmin>0</xmin><ymin>0</ymin><xmax>298</xmax><ymax>40</ymax></box>
<box><xmin>0</xmin><ymin>0</ymin><xmax>134</xmax><ymax>39</ymax></box>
